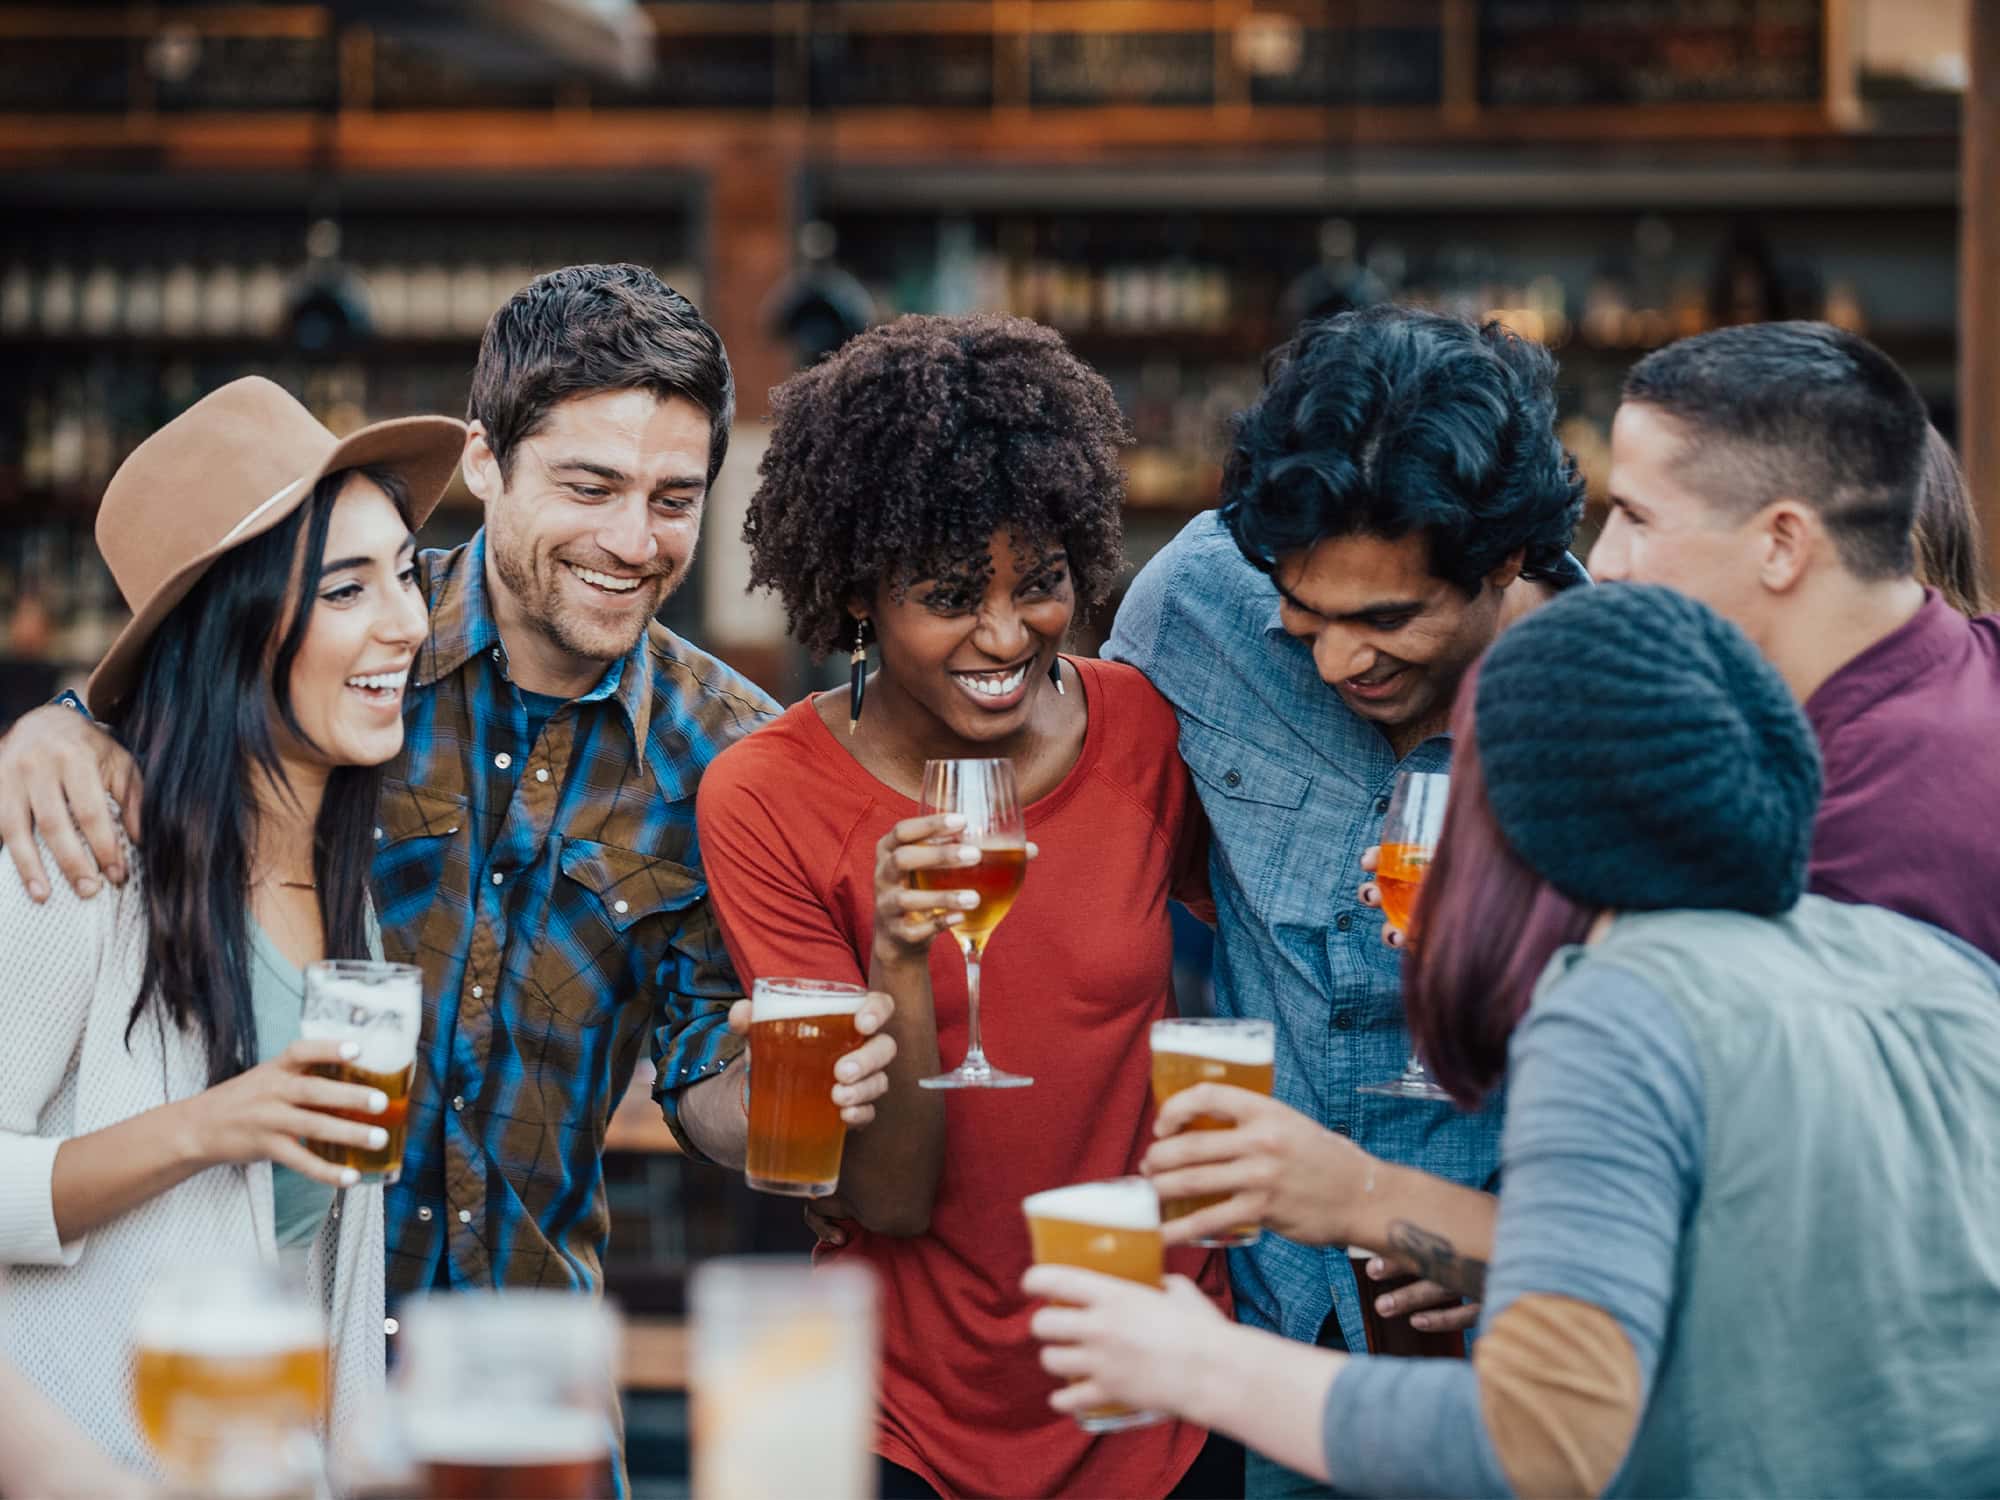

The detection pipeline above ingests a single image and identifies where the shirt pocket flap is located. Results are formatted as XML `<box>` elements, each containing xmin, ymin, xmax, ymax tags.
<box><xmin>558</xmin><ymin>838</ymin><xmax>702</xmax><ymax>933</ymax></box>
<box><xmin>376</xmin><ymin>779</ymin><xmax>470</xmax><ymax>845</ymax></box>
<box><xmin>1178</xmin><ymin>724</ymin><xmax>1311</xmax><ymax>810</ymax></box>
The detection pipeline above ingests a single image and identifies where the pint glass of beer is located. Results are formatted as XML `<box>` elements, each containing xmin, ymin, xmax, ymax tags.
<box><xmin>745</xmin><ymin>977</ymin><xmax>868</xmax><ymax>1198</ymax></box>
<box><xmin>1022</xmin><ymin>1177</ymin><xmax>1166</xmax><ymax>1433</ymax></box>
<box><xmin>1346</xmin><ymin>1247</ymin><xmax>1467</xmax><ymax>1359</ymax></box>
<box><xmin>691</xmin><ymin>1258</ymin><xmax>878</xmax><ymax>1500</ymax></box>
<box><xmin>301</xmin><ymin>959</ymin><xmax>420</xmax><ymax>1184</ymax></box>
<box><xmin>132</xmin><ymin>1261</ymin><xmax>328</xmax><ymax>1491</ymax></box>
<box><xmin>396</xmin><ymin>1292</ymin><xmax>619</xmax><ymax>1500</ymax></box>
<box><xmin>1149</xmin><ymin>1017</ymin><xmax>1276</xmax><ymax>1246</ymax></box>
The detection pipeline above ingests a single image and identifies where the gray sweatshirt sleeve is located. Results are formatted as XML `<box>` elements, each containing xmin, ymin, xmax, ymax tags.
<box><xmin>1320</xmin><ymin>964</ymin><xmax>1706</xmax><ymax>1497</ymax></box>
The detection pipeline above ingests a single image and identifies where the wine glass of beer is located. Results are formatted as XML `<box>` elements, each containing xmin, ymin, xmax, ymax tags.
<box><xmin>1022</xmin><ymin>1178</ymin><xmax>1166</xmax><ymax>1433</ymax></box>
<box><xmin>132</xmin><ymin>1260</ymin><xmax>328</xmax><ymax>1492</ymax></box>
<box><xmin>1358</xmin><ymin>770</ymin><xmax>1454</xmax><ymax>1103</ymax></box>
<box><xmin>1149</xmin><ymin>1018</ymin><xmax>1276</xmax><ymax>1245</ymax></box>
<box><xmin>396</xmin><ymin>1292</ymin><xmax>619</xmax><ymax>1500</ymax></box>
<box><xmin>913</xmin><ymin>757</ymin><xmax>1033</xmax><ymax>1089</ymax></box>
<box><xmin>745</xmin><ymin>978</ymin><xmax>869</xmax><ymax>1198</ymax></box>
<box><xmin>691</xmin><ymin>1258</ymin><xmax>878</xmax><ymax>1500</ymax></box>
<box><xmin>301</xmin><ymin>959</ymin><xmax>421</xmax><ymax>1184</ymax></box>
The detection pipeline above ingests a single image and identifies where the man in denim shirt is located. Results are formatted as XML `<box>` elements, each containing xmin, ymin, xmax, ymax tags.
<box><xmin>1107</xmin><ymin>306</ymin><xmax>1587</xmax><ymax>1496</ymax></box>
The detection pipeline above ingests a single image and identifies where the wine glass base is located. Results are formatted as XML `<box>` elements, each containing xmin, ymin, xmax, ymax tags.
<box><xmin>1077</xmin><ymin>1408</ymin><xmax>1166</xmax><ymax>1434</ymax></box>
<box><xmin>919</xmin><ymin>1065</ymin><xmax>1035</xmax><ymax>1090</ymax></box>
<box><xmin>1193</xmin><ymin>1230</ymin><xmax>1261</xmax><ymax>1248</ymax></box>
<box><xmin>1356</xmin><ymin>1077</ymin><xmax>1455</xmax><ymax>1102</ymax></box>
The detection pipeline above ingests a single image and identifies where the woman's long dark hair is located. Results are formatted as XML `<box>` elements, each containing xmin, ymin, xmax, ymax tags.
<box><xmin>116</xmin><ymin>464</ymin><xmax>413</xmax><ymax>1085</ymax></box>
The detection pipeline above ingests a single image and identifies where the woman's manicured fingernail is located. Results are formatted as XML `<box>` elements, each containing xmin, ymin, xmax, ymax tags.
<box><xmin>368</xmin><ymin>1128</ymin><xmax>389</xmax><ymax>1149</ymax></box>
<box><xmin>1376</xmin><ymin>1294</ymin><xmax>1396</xmax><ymax>1315</ymax></box>
<box><xmin>26</xmin><ymin>881</ymin><xmax>47</xmax><ymax>902</ymax></box>
<box><xmin>943</xmin><ymin>913</ymin><xmax>964</xmax><ymax>926</ymax></box>
<box><xmin>340</xmin><ymin>1042</ymin><xmax>362</xmax><ymax>1061</ymax></box>
<box><xmin>78</xmin><ymin>878</ymin><xmax>100</xmax><ymax>899</ymax></box>
<box><xmin>957</xmin><ymin>891</ymin><xmax>980</xmax><ymax>907</ymax></box>
<box><xmin>341</xmin><ymin>1168</ymin><xmax>360</xmax><ymax>1186</ymax></box>
<box><xmin>943</xmin><ymin>814</ymin><xmax>966</xmax><ymax>830</ymax></box>
<box><xmin>957</xmin><ymin>845</ymin><xmax>981</xmax><ymax>863</ymax></box>
<box><xmin>836</xmin><ymin>1061</ymin><xmax>858</xmax><ymax>1082</ymax></box>
<box><xmin>108</xmin><ymin>864</ymin><xmax>128</xmax><ymax>885</ymax></box>
<box><xmin>368</xmin><ymin>1091</ymin><xmax>389</xmax><ymax>1114</ymax></box>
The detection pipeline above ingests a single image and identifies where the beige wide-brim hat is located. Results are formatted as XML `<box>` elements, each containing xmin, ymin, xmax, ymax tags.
<box><xmin>86</xmin><ymin>376</ymin><xmax>467</xmax><ymax>718</ymax></box>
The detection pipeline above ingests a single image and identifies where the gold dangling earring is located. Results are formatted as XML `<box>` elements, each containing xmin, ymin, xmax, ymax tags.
<box><xmin>848</xmin><ymin>617</ymin><xmax>870</xmax><ymax>735</ymax></box>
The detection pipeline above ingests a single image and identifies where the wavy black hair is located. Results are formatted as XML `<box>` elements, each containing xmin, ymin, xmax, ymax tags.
<box><xmin>116</xmin><ymin>465</ymin><xmax>411</xmax><ymax>1085</ymax></box>
<box><xmin>745</xmin><ymin>313</ymin><xmax>1130</xmax><ymax>657</ymax></box>
<box><xmin>1220</xmin><ymin>305</ymin><xmax>1585</xmax><ymax>594</ymax></box>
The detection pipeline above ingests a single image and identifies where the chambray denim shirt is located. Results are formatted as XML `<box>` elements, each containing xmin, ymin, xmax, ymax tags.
<box><xmin>1107</xmin><ymin>512</ymin><xmax>1583</xmax><ymax>1353</ymax></box>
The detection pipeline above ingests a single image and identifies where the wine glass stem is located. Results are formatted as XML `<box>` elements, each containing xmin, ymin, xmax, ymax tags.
<box><xmin>960</xmin><ymin>938</ymin><xmax>988</xmax><ymax>1071</ymax></box>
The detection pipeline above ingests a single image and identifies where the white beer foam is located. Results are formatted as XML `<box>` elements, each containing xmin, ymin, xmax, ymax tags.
<box><xmin>133</xmin><ymin>1302</ymin><xmax>322</xmax><ymax>1357</ymax></box>
<box><xmin>1151</xmin><ymin>1019</ymin><xmax>1274</xmax><ymax>1067</ymax></box>
<box><xmin>751</xmin><ymin>987</ymin><xmax>867</xmax><ymax>1024</ymax></box>
<box><xmin>1022</xmin><ymin>1178</ymin><xmax>1160</xmax><ymax>1232</ymax></box>
<box><xmin>303</xmin><ymin>974</ymin><xmax>419</xmax><ymax>1074</ymax></box>
<box><xmin>406</xmin><ymin>1405</ymin><xmax>606</xmax><ymax>1464</ymax></box>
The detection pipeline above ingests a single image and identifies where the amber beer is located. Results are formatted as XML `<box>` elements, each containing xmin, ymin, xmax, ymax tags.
<box><xmin>411</xmin><ymin>1410</ymin><xmax>609</xmax><ymax>1499</ymax></box>
<box><xmin>1149</xmin><ymin>1018</ymin><xmax>1276</xmax><ymax>1246</ymax></box>
<box><xmin>132</xmin><ymin>1294</ymin><xmax>326</xmax><ymax>1481</ymax></box>
<box><xmin>909</xmin><ymin>841</ymin><xmax>1026</xmax><ymax>948</ymax></box>
<box><xmin>1023</xmin><ymin>1177</ymin><xmax>1166</xmax><ymax>1432</ymax></box>
<box><xmin>746</xmin><ymin>978</ymin><xmax>867</xmax><ymax>1198</ymax></box>
<box><xmin>1374</xmin><ymin>842</ymin><xmax>1433</xmax><ymax>935</ymax></box>
<box><xmin>1347</xmin><ymin>1247</ymin><xmax>1467</xmax><ymax>1359</ymax></box>
<box><xmin>300</xmin><ymin>959</ymin><xmax>421</xmax><ymax>1185</ymax></box>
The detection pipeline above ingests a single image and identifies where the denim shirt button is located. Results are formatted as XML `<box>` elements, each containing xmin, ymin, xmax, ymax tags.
<box><xmin>1333</xmin><ymin>1010</ymin><xmax>1356</xmax><ymax>1030</ymax></box>
<box><xmin>1224</xmin><ymin>769</ymin><xmax>1242</xmax><ymax>788</ymax></box>
<box><xmin>1374</xmin><ymin>795</ymin><xmax>1391</xmax><ymax>815</ymax></box>
<box><xmin>1335</xmin><ymin>913</ymin><xmax>1354</xmax><ymax>932</ymax></box>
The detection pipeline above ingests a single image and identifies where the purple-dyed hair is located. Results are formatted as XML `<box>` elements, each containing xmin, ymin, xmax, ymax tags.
<box><xmin>1402</xmin><ymin>665</ymin><xmax>1599</xmax><ymax>1107</ymax></box>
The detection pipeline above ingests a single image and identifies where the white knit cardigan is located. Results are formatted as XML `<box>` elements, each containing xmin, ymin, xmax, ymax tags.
<box><xmin>0</xmin><ymin>835</ymin><xmax>385</xmax><ymax>1475</ymax></box>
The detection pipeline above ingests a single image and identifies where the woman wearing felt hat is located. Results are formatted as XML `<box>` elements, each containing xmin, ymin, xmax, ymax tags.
<box><xmin>0</xmin><ymin>377</ymin><xmax>464</xmax><ymax>1475</ymax></box>
<box><xmin>1023</xmin><ymin>583</ymin><xmax>2000</xmax><ymax>1498</ymax></box>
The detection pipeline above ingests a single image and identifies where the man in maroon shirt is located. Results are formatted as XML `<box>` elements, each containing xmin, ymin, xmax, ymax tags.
<box><xmin>1590</xmin><ymin>320</ymin><xmax>2000</xmax><ymax>959</ymax></box>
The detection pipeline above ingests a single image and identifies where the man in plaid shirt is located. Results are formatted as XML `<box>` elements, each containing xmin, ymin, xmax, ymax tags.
<box><xmin>0</xmin><ymin>265</ymin><xmax>900</xmax><ymax>1302</ymax></box>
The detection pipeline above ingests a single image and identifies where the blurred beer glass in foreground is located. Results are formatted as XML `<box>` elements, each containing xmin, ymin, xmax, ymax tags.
<box><xmin>131</xmin><ymin>1261</ymin><xmax>326</xmax><ymax>1493</ymax></box>
<box><xmin>1149</xmin><ymin>1017</ymin><xmax>1276</xmax><ymax>1245</ymax></box>
<box><xmin>745</xmin><ymin>977</ymin><xmax>868</xmax><ymax>1198</ymax></box>
<box><xmin>1022</xmin><ymin>1177</ymin><xmax>1166</xmax><ymax>1433</ymax></box>
<box><xmin>691</xmin><ymin>1258</ymin><xmax>877</xmax><ymax>1500</ymax></box>
<box><xmin>301</xmin><ymin>959</ymin><xmax>421</xmax><ymax>1184</ymax></box>
<box><xmin>1345</xmin><ymin>1246</ymin><xmax>1467</xmax><ymax>1359</ymax></box>
<box><xmin>397</xmin><ymin>1292</ymin><xmax>618</xmax><ymax>1499</ymax></box>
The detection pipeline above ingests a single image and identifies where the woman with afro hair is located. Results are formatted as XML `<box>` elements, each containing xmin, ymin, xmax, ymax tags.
<box><xmin>693</xmin><ymin>314</ymin><xmax>1237</xmax><ymax>1499</ymax></box>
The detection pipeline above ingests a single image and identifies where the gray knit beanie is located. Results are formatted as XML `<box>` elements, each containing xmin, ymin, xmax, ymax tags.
<box><xmin>1474</xmin><ymin>583</ymin><xmax>1822</xmax><ymax>915</ymax></box>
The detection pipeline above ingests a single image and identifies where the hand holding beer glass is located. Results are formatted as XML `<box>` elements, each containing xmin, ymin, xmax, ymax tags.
<box><xmin>1358</xmin><ymin>770</ymin><xmax>1454</xmax><ymax>1102</ymax></box>
<box><xmin>1022</xmin><ymin>1178</ymin><xmax>1167</xmax><ymax>1433</ymax></box>
<box><xmin>745</xmin><ymin>978</ymin><xmax>872</xmax><ymax>1198</ymax></box>
<box><xmin>1148</xmin><ymin>1018</ymin><xmax>1275</xmax><ymax>1246</ymax></box>
<box><xmin>910</xmin><ymin>758</ymin><xmax>1033</xmax><ymax>1090</ymax></box>
<box><xmin>301</xmin><ymin>959</ymin><xmax>420</xmax><ymax>1183</ymax></box>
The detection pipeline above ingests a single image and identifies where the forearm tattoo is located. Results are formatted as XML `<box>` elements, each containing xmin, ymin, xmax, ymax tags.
<box><xmin>1386</xmin><ymin>1220</ymin><xmax>1488</xmax><ymax>1300</ymax></box>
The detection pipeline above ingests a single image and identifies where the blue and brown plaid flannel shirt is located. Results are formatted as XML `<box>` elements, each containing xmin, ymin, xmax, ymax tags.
<box><xmin>375</xmin><ymin>532</ymin><xmax>776</xmax><ymax>1297</ymax></box>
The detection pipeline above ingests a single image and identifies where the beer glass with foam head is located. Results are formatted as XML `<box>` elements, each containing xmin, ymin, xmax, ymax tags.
<box><xmin>396</xmin><ymin>1292</ymin><xmax>619</xmax><ymax>1500</ymax></box>
<box><xmin>301</xmin><ymin>959</ymin><xmax>421</xmax><ymax>1183</ymax></box>
<box><xmin>746</xmin><ymin>977</ymin><xmax>868</xmax><ymax>1198</ymax></box>
<box><xmin>1022</xmin><ymin>1177</ymin><xmax>1166</xmax><ymax>1433</ymax></box>
<box><xmin>691</xmin><ymin>1258</ymin><xmax>877</xmax><ymax>1500</ymax></box>
<box><xmin>913</xmin><ymin>757</ymin><xmax>1033</xmax><ymax>1090</ymax></box>
<box><xmin>1359</xmin><ymin>769</ymin><xmax>1455</xmax><ymax>1102</ymax></box>
<box><xmin>1149</xmin><ymin>1017</ymin><xmax>1276</xmax><ymax>1245</ymax></box>
<box><xmin>131</xmin><ymin>1260</ymin><xmax>328</xmax><ymax>1491</ymax></box>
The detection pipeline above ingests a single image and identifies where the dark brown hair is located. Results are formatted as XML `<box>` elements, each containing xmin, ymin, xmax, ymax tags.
<box><xmin>469</xmin><ymin>263</ymin><xmax>734</xmax><ymax>487</ymax></box>
<box><xmin>744</xmin><ymin>313</ymin><xmax>1130</xmax><ymax>657</ymax></box>
<box><xmin>1401</xmin><ymin>669</ymin><xmax>1597</xmax><ymax>1106</ymax></box>
<box><xmin>1914</xmin><ymin>426</ymin><xmax>1992</xmax><ymax>616</ymax></box>
<box><xmin>117</xmin><ymin>466</ymin><xmax>412</xmax><ymax>1084</ymax></box>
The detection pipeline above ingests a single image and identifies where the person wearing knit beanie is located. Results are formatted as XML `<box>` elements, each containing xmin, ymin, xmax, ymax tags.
<box><xmin>1474</xmin><ymin>581</ymin><xmax>1823</xmax><ymax>916</ymax></box>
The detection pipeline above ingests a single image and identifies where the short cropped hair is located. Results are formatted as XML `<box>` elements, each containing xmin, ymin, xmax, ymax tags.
<box><xmin>1622</xmin><ymin>321</ymin><xmax>1927</xmax><ymax>580</ymax></box>
<box><xmin>1220</xmin><ymin>305</ymin><xmax>1584</xmax><ymax>593</ymax></box>
<box><xmin>745</xmin><ymin>313</ymin><xmax>1129</xmax><ymax>657</ymax></box>
<box><xmin>470</xmin><ymin>263</ymin><xmax>734</xmax><ymax>486</ymax></box>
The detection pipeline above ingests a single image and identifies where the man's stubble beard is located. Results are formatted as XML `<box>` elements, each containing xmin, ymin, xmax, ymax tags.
<box><xmin>491</xmin><ymin>536</ymin><xmax>670</xmax><ymax>668</ymax></box>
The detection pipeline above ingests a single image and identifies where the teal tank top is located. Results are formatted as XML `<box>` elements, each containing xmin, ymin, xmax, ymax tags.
<box><xmin>248</xmin><ymin>919</ymin><xmax>336</xmax><ymax>1249</ymax></box>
